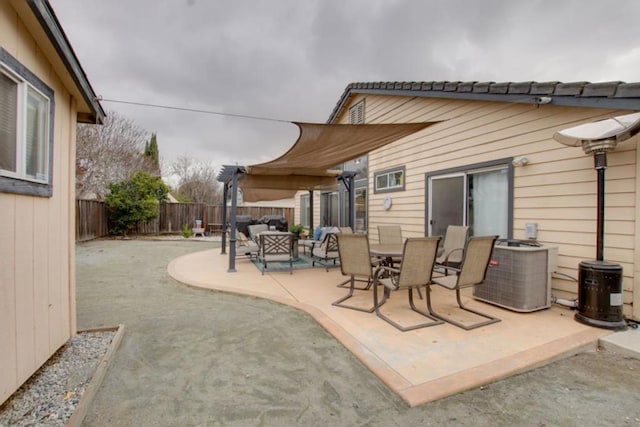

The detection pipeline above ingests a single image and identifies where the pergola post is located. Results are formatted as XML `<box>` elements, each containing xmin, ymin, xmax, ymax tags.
<box><xmin>309</xmin><ymin>190</ymin><xmax>314</xmax><ymax>233</ymax></box>
<box><xmin>220</xmin><ymin>182</ymin><xmax>229</xmax><ymax>254</ymax></box>
<box><xmin>227</xmin><ymin>168</ymin><xmax>240</xmax><ymax>272</ymax></box>
<box><xmin>339</xmin><ymin>171</ymin><xmax>357</xmax><ymax>230</ymax></box>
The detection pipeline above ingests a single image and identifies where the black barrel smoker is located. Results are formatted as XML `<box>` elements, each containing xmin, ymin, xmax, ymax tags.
<box><xmin>554</xmin><ymin>113</ymin><xmax>640</xmax><ymax>330</ymax></box>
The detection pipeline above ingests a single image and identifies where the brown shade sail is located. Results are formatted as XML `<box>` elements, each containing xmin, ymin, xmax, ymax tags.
<box><xmin>246</xmin><ymin>121</ymin><xmax>436</xmax><ymax>175</ymax></box>
<box><xmin>220</xmin><ymin>121</ymin><xmax>439</xmax><ymax>202</ymax></box>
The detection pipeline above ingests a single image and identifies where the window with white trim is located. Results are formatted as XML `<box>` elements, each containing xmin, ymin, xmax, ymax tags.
<box><xmin>374</xmin><ymin>166</ymin><xmax>405</xmax><ymax>193</ymax></box>
<box><xmin>0</xmin><ymin>49</ymin><xmax>54</xmax><ymax>197</ymax></box>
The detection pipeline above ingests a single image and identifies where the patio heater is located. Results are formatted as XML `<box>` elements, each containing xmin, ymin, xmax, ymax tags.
<box><xmin>554</xmin><ymin>112</ymin><xmax>640</xmax><ymax>330</ymax></box>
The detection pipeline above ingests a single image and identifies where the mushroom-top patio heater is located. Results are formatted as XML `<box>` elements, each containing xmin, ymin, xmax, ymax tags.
<box><xmin>554</xmin><ymin>112</ymin><xmax>640</xmax><ymax>330</ymax></box>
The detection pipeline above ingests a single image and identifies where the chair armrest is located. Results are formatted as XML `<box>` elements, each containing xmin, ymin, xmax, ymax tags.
<box><xmin>440</xmin><ymin>248</ymin><xmax>464</xmax><ymax>265</ymax></box>
<box><xmin>373</xmin><ymin>265</ymin><xmax>401</xmax><ymax>290</ymax></box>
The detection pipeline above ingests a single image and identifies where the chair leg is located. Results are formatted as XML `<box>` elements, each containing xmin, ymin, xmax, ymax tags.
<box><xmin>375</xmin><ymin>285</ymin><xmax>443</xmax><ymax>332</ymax></box>
<box><xmin>332</xmin><ymin>276</ymin><xmax>378</xmax><ymax>313</ymax></box>
<box><xmin>426</xmin><ymin>287</ymin><xmax>501</xmax><ymax>330</ymax></box>
<box><xmin>337</xmin><ymin>277</ymin><xmax>371</xmax><ymax>291</ymax></box>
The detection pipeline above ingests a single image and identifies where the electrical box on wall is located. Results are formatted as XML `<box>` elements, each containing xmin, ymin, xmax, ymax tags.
<box><xmin>525</xmin><ymin>223</ymin><xmax>538</xmax><ymax>239</ymax></box>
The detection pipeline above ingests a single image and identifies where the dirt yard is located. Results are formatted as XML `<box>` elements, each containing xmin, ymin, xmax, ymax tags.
<box><xmin>76</xmin><ymin>239</ymin><xmax>640</xmax><ymax>426</ymax></box>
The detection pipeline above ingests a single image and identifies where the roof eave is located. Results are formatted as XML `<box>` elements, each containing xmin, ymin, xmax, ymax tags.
<box><xmin>328</xmin><ymin>81</ymin><xmax>640</xmax><ymax>123</ymax></box>
<box><xmin>26</xmin><ymin>0</ymin><xmax>105</xmax><ymax>124</ymax></box>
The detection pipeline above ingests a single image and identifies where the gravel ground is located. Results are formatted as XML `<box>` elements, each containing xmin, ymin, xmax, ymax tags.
<box><xmin>0</xmin><ymin>331</ymin><xmax>115</xmax><ymax>427</ymax></box>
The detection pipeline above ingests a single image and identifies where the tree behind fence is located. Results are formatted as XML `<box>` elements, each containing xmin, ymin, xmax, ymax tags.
<box><xmin>76</xmin><ymin>200</ymin><xmax>294</xmax><ymax>241</ymax></box>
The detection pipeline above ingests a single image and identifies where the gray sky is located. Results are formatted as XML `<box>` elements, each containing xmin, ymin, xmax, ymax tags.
<box><xmin>50</xmin><ymin>0</ymin><xmax>640</xmax><ymax>175</ymax></box>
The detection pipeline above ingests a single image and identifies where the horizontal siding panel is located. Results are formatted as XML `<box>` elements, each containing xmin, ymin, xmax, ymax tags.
<box><xmin>339</xmin><ymin>94</ymin><xmax>638</xmax><ymax>320</ymax></box>
<box><xmin>515</xmin><ymin>206</ymin><xmax>634</xmax><ymax>220</ymax></box>
<box><xmin>514</xmin><ymin>192</ymin><xmax>634</xmax><ymax>209</ymax></box>
<box><xmin>513</xmin><ymin>219</ymin><xmax>635</xmax><ymax>238</ymax></box>
<box><xmin>515</xmin><ymin>179</ymin><xmax>635</xmax><ymax>197</ymax></box>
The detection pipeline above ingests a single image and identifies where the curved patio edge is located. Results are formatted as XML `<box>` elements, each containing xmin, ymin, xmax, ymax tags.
<box><xmin>167</xmin><ymin>248</ymin><xmax>610</xmax><ymax>407</ymax></box>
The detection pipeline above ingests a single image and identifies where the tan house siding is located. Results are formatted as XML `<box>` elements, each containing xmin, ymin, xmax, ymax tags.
<box><xmin>0</xmin><ymin>1</ymin><xmax>82</xmax><ymax>403</ymax></box>
<box><xmin>334</xmin><ymin>93</ymin><xmax>637</xmax><ymax>319</ymax></box>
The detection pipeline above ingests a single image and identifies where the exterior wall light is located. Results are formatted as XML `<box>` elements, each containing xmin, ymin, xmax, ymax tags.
<box><xmin>512</xmin><ymin>157</ymin><xmax>530</xmax><ymax>167</ymax></box>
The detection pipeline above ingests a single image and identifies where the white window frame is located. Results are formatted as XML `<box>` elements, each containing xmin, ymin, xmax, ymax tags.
<box><xmin>0</xmin><ymin>49</ymin><xmax>54</xmax><ymax>197</ymax></box>
<box><xmin>374</xmin><ymin>166</ymin><xmax>405</xmax><ymax>193</ymax></box>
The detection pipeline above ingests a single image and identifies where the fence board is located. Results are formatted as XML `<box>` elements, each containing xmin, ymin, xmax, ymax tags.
<box><xmin>76</xmin><ymin>200</ymin><xmax>108</xmax><ymax>242</ymax></box>
<box><xmin>75</xmin><ymin>200</ymin><xmax>294</xmax><ymax>241</ymax></box>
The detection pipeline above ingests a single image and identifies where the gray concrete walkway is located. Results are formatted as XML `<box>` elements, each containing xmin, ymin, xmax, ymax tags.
<box><xmin>76</xmin><ymin>239</ymin><xmax>640</xmax><ymax>426</ymax></box>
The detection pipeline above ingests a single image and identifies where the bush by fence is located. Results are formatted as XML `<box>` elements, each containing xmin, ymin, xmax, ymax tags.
<box><xmin>76</xmin><ymin>199</ymin><xmax>294</xmax><ymax>242</ymax></box>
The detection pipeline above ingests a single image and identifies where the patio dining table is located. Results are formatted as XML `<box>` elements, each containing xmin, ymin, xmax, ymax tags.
<box><xmin>369</xmin><ymin>243</ymin><xmax>404</xmax><ymax>266</ymax></box>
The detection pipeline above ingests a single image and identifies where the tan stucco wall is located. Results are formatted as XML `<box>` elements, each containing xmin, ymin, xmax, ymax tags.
<box><xmin>0</xmin><ymin>1</ymin><xmax>78</xmax><ymax>403</ymax></box>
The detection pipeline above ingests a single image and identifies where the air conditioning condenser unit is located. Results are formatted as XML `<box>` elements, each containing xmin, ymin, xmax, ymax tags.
<box><xmin>473</xmin><ymin>240</ymin><xmax>558</xmax><ymax>312</ymax></box>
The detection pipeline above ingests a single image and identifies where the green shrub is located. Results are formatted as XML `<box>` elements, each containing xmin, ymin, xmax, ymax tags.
<box><xmin>105</xmin><ymin>171</ymin><xmax>169</xmax><ymax>236</ymax></box>
<box><xmin>289</xmin><ymin>224</ymin><xmax>304</xmax><ymax>237</ymax></box>
<box><xmin>181</xmin><ymin>224</ymin><xmax>194</xmax><ymax>238</ymax></box>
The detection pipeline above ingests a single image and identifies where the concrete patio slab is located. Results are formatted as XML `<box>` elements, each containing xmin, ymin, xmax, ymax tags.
<box><xmin>168</xmin><ymin>248</ymin><xmax>613</xmax><ymax>406</ymax></box>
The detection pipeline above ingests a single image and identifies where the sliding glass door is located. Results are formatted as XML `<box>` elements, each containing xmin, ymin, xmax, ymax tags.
<box><xmin>427</xmin><ymin>162</ymin><xmax>511</xmax><ymax>239</ymax></box>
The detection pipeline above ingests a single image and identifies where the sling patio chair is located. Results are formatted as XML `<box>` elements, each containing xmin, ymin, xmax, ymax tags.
<box><xmin>235</xmin><ymin>231</ymin><xmax>259</xmax><ymax>259</ymax></box>
<box><xmin>429</xmin><ymin>235</ymin><xmax>500</xmax><ymax>330</ymax></box>
<box><xmin>377</xmin><ymin>224</ymin><xmax>426</xmax><ymax>300</ymax></box>
<box><xmin>435</xmin><ymin>225</ymin><xmax>469</xmax><ymax>274</ymax></box>
<box><xmin>377</xmin><ymin>224</ymin><xmax>402</xmax><ymax>245</ymax></box>
<box><xmin>258</xmin><ymin>231</ymin><xmax>295</xmax><ymax>275</ymax></box>
<box><xmin>332</xmin><ymin>233</ymin><xmax>382</xmax><ymax>312</ymax></box>
<box><xmin>311</xmin><ymin>231</ymin><xmax>340</xmax><ymax>271</ymax></box>
<box><xmin>372</xmin><ymin>237</ymin><xmax>443</xmax><ymax>331</ymax></box>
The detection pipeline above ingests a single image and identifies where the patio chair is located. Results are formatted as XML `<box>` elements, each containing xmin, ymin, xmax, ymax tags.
<box><xmin>377</xmin><ymin>224</ymin><xmax>402</xmax><ymax>245</ymax></box>
<box><xmin>332</xmin><ymin>234</ymin><xmax>381</xmax><ymax>312</ymax></box>
<box><xmin>429</xmin><ymin>235</ymin><xmax>500</xmax><ymax>330</ymax></box>
<box><xmin>235</xmin><ymin>231</ymin><xmax>259</xmax><ymax>259</ymax></box>
<box><xmin>376</xmin><ymin>224</ymin><xmax>424</xmax><ymax>299</ymax></box>
<box><xmin>373</xmin><ymin>237</ymin><xmax>443</xmax><ymax>331</ymax></box>
<box><xmin>377</xmin><ymin>224</ymin><xmax>403</xmax><ymax>265</ymax></box>
<box><xmin>258</xmin><ymin>232</ymin><xmax>294</xmax><ymax>275</ymax></box>
<box><xmin>247</xmin><ymin>223</ymin><xmax>269</xmax><ymax>244</ymax></box>
<box><xmin>435</xmin><ymin>225</ymin><xmax>469</xmax><ymax>274</ymax></box>
<box><xmin>311</xmin><ymin>231</ymin><xmax>340</xmax><ymax>271</ymax></box>
<box><xmin>339</xmin><ymin>226</ymin><xmax>353</xmax><ymax>234</ymax></box>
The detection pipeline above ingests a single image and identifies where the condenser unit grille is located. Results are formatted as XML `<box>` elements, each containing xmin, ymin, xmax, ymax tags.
<box><xmin>473</xmin><ymin>244</ymin><xmax>557</xmax><ymax>312</ymax></box>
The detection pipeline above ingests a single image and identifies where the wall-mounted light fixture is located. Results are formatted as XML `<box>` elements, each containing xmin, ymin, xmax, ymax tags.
<box><xmin>512</xmin><ymin>157</ymin><xmax>530</xmax><ymax>167</ymax></box>
<box><xmin>535</xmin><ymin>96</ymin><xmax>552</xmax><ymax>105</ymax></box>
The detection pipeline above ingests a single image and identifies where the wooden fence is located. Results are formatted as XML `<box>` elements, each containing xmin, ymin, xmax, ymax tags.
<box><xmin>76</xmin><ymin>199</ymin><xmax>294</xmax><ymax>242</ymax></box>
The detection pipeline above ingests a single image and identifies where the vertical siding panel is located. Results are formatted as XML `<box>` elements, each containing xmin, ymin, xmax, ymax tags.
<box><xmin>14</xmin><ymin>196</ymin><xmax>35</xmax><ymax>383</ymax></box>
<box><xmin>33</xmin><ymin>197</ymin><xmax>50</xmax><ymax>365</ymax></box>
<box><xmin>48</xmin><ymin>95</ymin><xmax>70</xmax><ymax>353</ymax></box>
<box><xmin>67</xmin><ymin>97</ymin><xmax>77</xmax><ymax>338</ymax></box>
<box><xmin>0</xmin><ymin>196</ymin><xmax>18</xmax><ymax>401</ymax></box>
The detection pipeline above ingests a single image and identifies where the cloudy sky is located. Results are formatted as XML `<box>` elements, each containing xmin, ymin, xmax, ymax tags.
<box><xmin>50</xmin><ymin>0</ymin><xmax>640</xmax><ymax>176</ymax></box>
